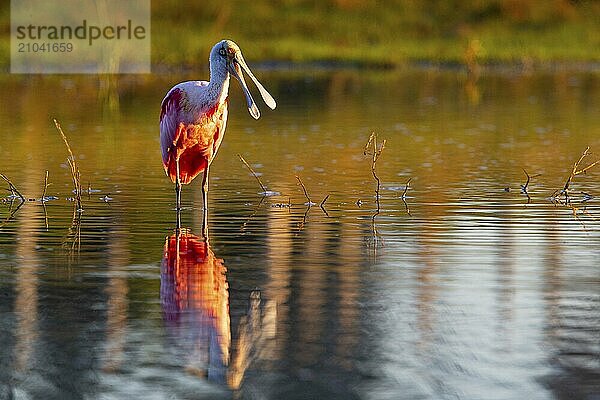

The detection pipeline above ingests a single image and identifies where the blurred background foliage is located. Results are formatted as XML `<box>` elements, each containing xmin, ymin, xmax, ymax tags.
<box><xmin>0</xmin><ymin>0</ymin><xmax>599</xmax><ymax>69</ymax></box>
<box><xmin>150</xmin><ymin>0</ymin><xmax>599</xmax><ymax>67</ymax></box>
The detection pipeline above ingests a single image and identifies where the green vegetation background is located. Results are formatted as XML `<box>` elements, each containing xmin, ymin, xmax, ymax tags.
<box><xmin>1</xmin><ymin>0</ymin><xmax>599</xmax><ymax>69</ymax></box>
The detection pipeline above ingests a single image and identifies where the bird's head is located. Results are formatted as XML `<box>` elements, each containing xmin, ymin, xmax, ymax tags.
<box><xmin>210</xmin><ymin>40</ymin><xmax>276</xmax><ymax>119</ymax></box>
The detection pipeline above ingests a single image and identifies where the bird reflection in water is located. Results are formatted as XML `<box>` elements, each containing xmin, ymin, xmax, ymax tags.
<box><xmin>161</xmin><ymin>228</ymin><xmax>276</xmax><ymax>390</ymax></box>
<box><xmin>160</xmin><ymin>228</ymin><xmax>230</xmax><ymax>383</ymax></box>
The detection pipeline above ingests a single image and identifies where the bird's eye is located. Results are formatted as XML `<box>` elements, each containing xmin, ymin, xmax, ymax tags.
<box><xmin>219</xmin><ymin>48</ymin><xmax>226</xmax><ymax>57</ymax></box>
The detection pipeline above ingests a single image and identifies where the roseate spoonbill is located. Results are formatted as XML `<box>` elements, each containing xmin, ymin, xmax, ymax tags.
<box><xmin>160</xmin><ymin>40</ymin><xmax>276</xmax><ymax>235</ymax></box>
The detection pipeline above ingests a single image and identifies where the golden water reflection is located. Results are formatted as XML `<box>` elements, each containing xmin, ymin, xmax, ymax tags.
<box><xmin>13</xmin><ymin>167</ymin><xmax>42</xmax><ymax>374</ymax></box>
<box><xmin>160</xmin><ymin>228</ymin><xmax>277</xmax><ymax>390</ymax></box>
<box><xmin>160</xmin><ymin>229</ymin><xmax>230</xmax><ymax>382</ymax></box>
<box><xmin>0</xmin><ymin>69</ymin><xmax>598</xmax><ymax>399</ymax></box>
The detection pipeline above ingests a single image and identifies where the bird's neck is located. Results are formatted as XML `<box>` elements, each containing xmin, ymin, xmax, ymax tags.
<box><xmin>207</xmin><ymin>65</ymin><xmax>230</xmax><ymax>105</ymax></box>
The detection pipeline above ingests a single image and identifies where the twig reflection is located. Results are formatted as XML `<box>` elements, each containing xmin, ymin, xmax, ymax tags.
<box><xmin>240</xmin><ymin>195</ymin><xmax>266</xmax><ymax>233</ymax></box>
<box><xmin>62</xmin><ymin>204</ymin><xmax>81</xmax><ymax>260</ymax></box>
<box><xmin>369</xmin><ymin>206</ymin><xmax>383</xmax><ymax>251</ymax></box>
<box><xmin>0</xmin><ymin>199</ymin><xmax>24</xmax><ymax>229</ymax></box>
<box><xmin>228</xmin><ymin>290</ymin><xmax>277</xmax><ymax>390</ymax></box>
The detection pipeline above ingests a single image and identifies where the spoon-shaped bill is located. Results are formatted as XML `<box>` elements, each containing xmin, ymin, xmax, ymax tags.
<box><xmin>229</xmin><ymin>61</ymin><xmax>260</xmax><ymax>119</ymax></box>
<box><xmin>234</xmin><ymin>54</ymin><xmax>277</xmax><ymax>110</ymax></box>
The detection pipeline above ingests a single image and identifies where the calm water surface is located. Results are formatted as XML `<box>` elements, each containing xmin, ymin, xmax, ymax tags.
<box><xmin>0</xmin><ymin>68</ymin><xmax>599</xmax><ymax>399</ymax></box>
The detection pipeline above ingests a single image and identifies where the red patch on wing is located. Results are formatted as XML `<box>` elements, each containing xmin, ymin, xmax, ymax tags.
<box><xmin>164</xmin><ymin>100</ymin><xmax>228</xmax><ymax>184</ymax></box>
<box><xmin>160</xmin><ymin>88</ymin><xmax>183</xmax><ymax>122</ymax></box>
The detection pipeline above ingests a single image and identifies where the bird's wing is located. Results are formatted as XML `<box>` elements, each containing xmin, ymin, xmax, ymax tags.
<box><xmin>159</xmin><ymin>87</ymin><xmax>184</xmax><ymax>167</ymax></box>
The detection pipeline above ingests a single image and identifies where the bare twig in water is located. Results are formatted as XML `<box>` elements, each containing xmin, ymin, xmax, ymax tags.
<box><xmin>41</xmin><ymin>170</ymin><xmax>50</xmax><ymax>230</ymax></box>
<box><xmin>363</xmin><ymin>132</ymin><xmax>387</xmax><ymax>250</ymax></box>
<box><xmin>294</xmin><ymin>175</ymin><xmax>321</xmax><ymax>232</ymax></box>
<box><xmin>520</xmin><ymin>169</ymin><xmax>541</xmax><ymax>195</ymax></box>
<box><xmin>401</xmin><ymin>177</ymin><xmax>412</xmax><ymax>216</ymax></box>
<box><xmin>238</xmin><ymin>154</ymin><xmax>268</xmax><ymax>193</ymax></box>
<box><xmin>295</xmin><ymin>175</ymin><xmax>315</xmax><ymax>206</ymax></box>
<box><xmin>363</xmin><ymin>133</ymin><xmax>388</xmax><ymax>251</ymax></box>
<box><xmin>319</xmin><ymin>194</ymin><xmax>330</xmax><ymax>216</ymax></box>
<box><xmin>0</xmin><ymin>173</ymin><xmax>27</xmax><ymax>228</ymax></box>
<box><xmin>401</xmin><ymin>177</ymin><xmax>412</xmax><ymax>199</ymax></box>
<box><xmin>41</xmin><ymin>170</ymin><xmax>50</xmax><ymax>201</ymax></box>
<box><xmin>53</xmin><ymin>119</ymin><xmax>82</xmax><ymax>210</ymax></box>
<box><xmin>581</xmin><ymin>192</ymin><xmax>594</xmax><ymax>202</ymax></box>
<box><xmin>364</xmin><ymin>132</ymin><xmax>386</xmax><ymax>208</ymax></box>
<box><xmin>1</xmin><ymin>173</ymin><xmax>25</xmax><ymax>202</ymax></box>
<box><xmin>520</xmin><ymin>169</ymin><xmax>541</xmax><ymax>205</ymax></box>
<box><xmin>573</xmin><ymin>147</ymin><xmax>600</xmax><ymax>175</ymax></box>
<box><xmin>553</xmin><ymin>146</ymin><xmax>600</xmax><ymax>204</ymax></box>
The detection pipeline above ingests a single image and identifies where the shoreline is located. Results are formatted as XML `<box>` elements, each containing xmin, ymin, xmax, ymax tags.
<box><xmin>152</xmin><ymin>59</ymin><xmax>600</xmax><ymax>75</ymax></box>
<box><xmin>0</xmin><ymin>59</ymin><xmax>598</xmax><ymax>77</ymax></box>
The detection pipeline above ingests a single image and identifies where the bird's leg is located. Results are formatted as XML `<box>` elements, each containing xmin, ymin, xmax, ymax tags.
<box><xmin>174</xmin><ymin>227</ymin><xmax>181</xmax><ymax>275</ymax></box>
<box><xmin>175</xmin><ymin>196</ymin><xmax>181</xmax><ymax>231</ymax></box>
<box><xmin>201</xmin><ymin>164</ymin><xmax>210</xmax><ymax>241</ymax></box>
<box><xmin>175</xmin><ymin>158</ymin><xmax>182</xmax><ymax>230</ymax></box>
